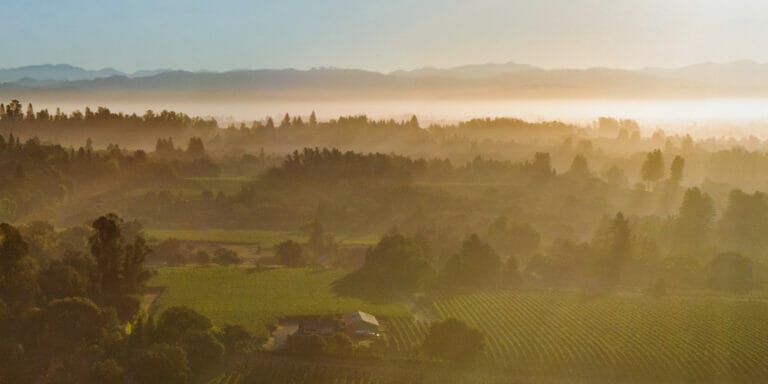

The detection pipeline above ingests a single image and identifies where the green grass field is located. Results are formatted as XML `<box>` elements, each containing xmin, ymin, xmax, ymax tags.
<box><xmin>386</xmin><ymin>291</ymin><xmax>768</xmax><ymax>381</ymax></box>
<box><xmin>145</xmin><ymin>228</ymin><xmax>379</xmax><ymax>248</ymax></box>
<box><xmin>148</xmin><ymin>266</ymin><xmax>409</xmax><ymax>335</ymax></box>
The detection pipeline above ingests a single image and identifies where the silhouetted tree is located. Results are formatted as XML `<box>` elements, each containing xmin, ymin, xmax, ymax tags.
<box><xmin>641</xmin><ymin>149</ymin><xmax>665</xmax><ymax>189</ymax></box>
<box><xmin>422</xmin><ymin>318</ymin><xmax>484</xmax><ymax>363</ymax></box>
<box><xmin>89</xmin><ymin>214</ymin><xmax>150</xmax><ymax>297</ymax></box>
<box><xmin>25</xmin><ymin>103</ymin><xmax>34</xmax><ymax>121</ymax></box>
<box><xmin>442</xmin><ymin>234</ymin><xmax>502</xmax><ymax>288</ymax></box>
<box><xmin>186</xmin><ymin>137</ymin><xmax>205</xmax><ymax>158</ymax></box>
<box><xmin>355</xmin><ymin>234</ymin><xmax>433</xmax><ymax>294</ymax></box>
<box><xmin>592</xmin><ymin>212</ymin><xmax>631</xmax><ymax>288</ymax></box>
<box><xmin>671</xmin><ymin>187</ymin><xmax>715</xmax><ymax>257</ymax></box>
<box><xmin>568</xmin><ymin>154</ymin><xmax>590</xmax><ymax>177</ymax></box>
<box><xmin>708</xmin><ymin>252</ymin><xmax>753</xmax><ymax>294</ymax></box>
<box><xmin>275</xmin><ymin>240</ymin><xmax>305</xmax><ymax>267</ymax></box>
<box><xmin>669</xmin><ymin>155</ymin><xmax>685</xmax><ymax>184</ymax></box>
<box><xmin>719</xmin><ymin>190</ymin><xmax>768</xmax><ymax>253</ymax></box>
<box><xmin>133</xmin><ymin>343</ymin><xmax>191</xmax><ymax>384</ymax></box>
<box><xmin>280</xmin><ymin>113</ymin><xmax>291</xmax><ymax>129</ymax></box>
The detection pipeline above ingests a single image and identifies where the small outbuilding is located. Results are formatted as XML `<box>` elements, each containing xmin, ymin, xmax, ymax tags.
<box><xmin>342</xmin><ymin>311</ymin><xmax>380</xmax><ymax>335</ymax></box>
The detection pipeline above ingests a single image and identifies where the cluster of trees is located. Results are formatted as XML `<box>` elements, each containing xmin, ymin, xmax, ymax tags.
<box><xmin>338</xmin><ymin>231</ymin><xmax>521</xmax><ymax>297</ymax></box>
<box><xmin>155</xmin><ymin>136</ymin><xmax>208</xmax><ymax>159</ymax></box>
<box><xmin>341</xmin><ymin>181</ymin><xmax>758</xmax><ymax>297</ymax></box>
<box><xmin>127</xmin><ymin>307</ymin><xmax>257</xmax><ymax>384</ymax></box>
<box><xmin>1</xmin><ymin>213</ymin><xmax>147</xmax><ymax>381</ymax></box>
<box><xmin>263</xmin><ymin>147</ymin><xmax>424</xmax><ymax>185</ymax></box>
<box><xmin>0</xmin><ymin>214</ymin><xmax>258</xmax><ymax>383</ymax></box>
<box><xmin>527</xmin><ymin>187</ymin><xmax>758</xmax><ymax>294</ymax></box>
<box><xmin>0</xmin><ymin>100</ymin><xmax>216</xmax><ymax>132</ymax></box>
<box><xmin>0</xmin><ymin>129</ymin><xmax>225</xmax><ymax>224</ymax></box>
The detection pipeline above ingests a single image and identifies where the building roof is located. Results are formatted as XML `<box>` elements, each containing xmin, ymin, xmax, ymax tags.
<box><xmin>343</xmin><ymin>310</ymin><xmax>379</xmax><ymax>327</ymax></box>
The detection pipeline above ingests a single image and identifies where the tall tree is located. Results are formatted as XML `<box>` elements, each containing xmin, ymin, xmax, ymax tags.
<box><xmin>25</xmin><ymin>103</ymin><xmax>35</xmax><ymax>121</ymax></box>
<box><xmin>568</xmin><ymin>154</ymin><xmax>590</xmax><ymax>177</ymax></box>
<box><xmin>0</xmin><ymin>223</ymin><xmax>37</xmax><ymax>307</ymax></box>
<box><xmin>264</xmin><ymin>117</ymin><xmax>275</xmax><ymax>129</ymax></box>
<box><xmin>669</xmin><ymin>155</ymin><xmax>685</xmax><ymax>184</ymax></box>
<box><xmin>186</xmin><ymin>137</ymin><xmax>205</xmax><ymax>157</ymax></box>
<box><xmin>672</xmin><ymin>187</ymin><xmax>715</xmax><ymax>257</ymax></box>
<box><xmin>279</xmin><ymin>113</ymin><xmax>291</xmax><ymax>129</ymax></box>
<box><xmin>357</xmin><ymin>234</ymin><xmax>432</xmax><ymax>293</ymax></box>
<box><xmin>529</xmin><ymin>152</ymin><xmax>554</xmax><ymax>179</ymax></box>
<box><xmin>408</xmin><ymin>115</ymin><xmax>419</xmax><ymax>128</ymax></box>
<box><xmin>593</xmin><ymin>212</ymin><xmax>631</xmax><ymax>288</ymax></box>
<box><xmin>89</xmin><ymin>214</ymin><xmax>150</xmax><ymax>296</ymax></box>
<box><xmin>442</xmin><ymin>234</ymin><xmax>502</xmax><ymax>288</ymax></box>
<box><xmin>641</xmin><ymin>149</ymin><xmax>665</xmax><ymax>188</ymax></box>
<box><xmin>719</xmin><ymin>190</ymin><xmax>768</xmax><ymax>253</ymax></box>
<box><xmin>6</xmin><ymin>100</ymin><xmax>22</xmax><ymax>122</ymax></box>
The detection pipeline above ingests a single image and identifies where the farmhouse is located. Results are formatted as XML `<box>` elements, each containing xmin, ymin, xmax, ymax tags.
<box><xmin>342</xmin><ymin>311</ymin><xmax>380</xmax><ymax>335</ymax></box>
<box><xmin>297</xmin><ymin>316</ymin><xmax>337</xmax><ymax>336</ymax></box>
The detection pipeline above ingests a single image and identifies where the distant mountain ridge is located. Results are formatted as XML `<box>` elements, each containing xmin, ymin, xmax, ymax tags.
<box><xmin>640</xmin><ymin>60</ymin><xmax>768</xmax><ymax>87</ymax></box>
<box><xmin>390</xmin><ymin>62</ymin><xmax>538</xmax><ymax>79</ymax></box>
<box><xmin>0</xmin><ymin>64</ymin><xmax>170</xmax><ymax>84</ymax></box>
<box><xmin>2</xmin><ymin>61</ymin><xmax>768</xmax><ymax>98</ymax></box>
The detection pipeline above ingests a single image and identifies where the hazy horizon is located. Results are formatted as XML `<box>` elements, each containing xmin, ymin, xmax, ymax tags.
<box><xmin>4</xmin><ymin>58</ymin><xmax>768</xmax><ymax>75</ymax></box>
<box><xmin>4</xmin><ymin>0</ymin><xmax>768</xmax><ymax>72</ymax></box>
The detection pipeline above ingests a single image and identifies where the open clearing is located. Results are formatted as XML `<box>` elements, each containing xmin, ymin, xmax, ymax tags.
<box><xmin>148</xmin><ymin>266</ymin><xmax>409</xmax><ymax>336</ymax></box>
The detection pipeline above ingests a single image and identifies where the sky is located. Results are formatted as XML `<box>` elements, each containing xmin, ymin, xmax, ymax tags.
<box><xmin>3</xmin><ymin>0</ymin><xmax>768</xmax><ymax>72</ymax></box>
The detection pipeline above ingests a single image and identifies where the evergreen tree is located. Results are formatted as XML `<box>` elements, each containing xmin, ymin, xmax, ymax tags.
<box><xmin>568</xmin><ymin>154</ymin><xmax>589</xmax><ymax>177</ymax></box>
<box><xmin>280</xmin><ymin>113</ymin><xmax>291</xmax><ymax>129</ymax></box>
<box><xmin>672</xmin><ymin>187</ymin><xmax>715</xmax><ymax>257</ymax></box>
<box><xmin>593</xmin><ymin>212</ymin><xmax>631</xmax><ymax>288</ymax></box>
<box><xmin>25</xmin><ymin>103</ymin><xmax>35</xmax><ymax>121</ymax></box>
<box><xmin>186</xmin><ymin>137</ymin><xmax>205</xmax><ymax>157</ymax></box>
<box><xmin>670</xmin><ymin>155</ymin><xmax>685</xmax><ymax>184</ymax></box>
<box><xmin>408</xmin><ymin>115</ymin><xmax>419</xmax><ymax>128</ymax></box>
<box><xmin>641</xmin><ymin>149</ymin><xmax>665</xmax><ymax>188</ymax></box>
<box><xmin>719</xmin><ymin>190</ymin><xmax>768</xmax><ymax>252</ymax></box>
<box><xmin>443</xmin><ymin>234</ymin><xmax>502</xmax><ymax>288</ymax></box>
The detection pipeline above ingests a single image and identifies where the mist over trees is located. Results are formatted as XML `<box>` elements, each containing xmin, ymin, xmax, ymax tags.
<box><xmin>3</xmin><ymin>99</ymin><xmax>768</xmax><ymax>382</ymax></box>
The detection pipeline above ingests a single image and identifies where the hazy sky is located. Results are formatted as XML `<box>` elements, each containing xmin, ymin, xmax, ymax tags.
<box><xmin>3</xmin><ymin>0</ymin><xmax>768</xmax><ymax>72</ymax></box>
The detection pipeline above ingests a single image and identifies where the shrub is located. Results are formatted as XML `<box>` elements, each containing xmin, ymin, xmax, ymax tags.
<box><xmin>422</xmin><ymin>318</ymin><xmax>484</xmax><ymax>363</ymax></box>
<box><xmin>133</xmin><ymin>343</ymin><xmax>191</xmax><ymax>384</ymax></box>
<box><xmin>213</xmin><ymin>248</ymin><xmax>242</xmax><ymax>265</ymax></box>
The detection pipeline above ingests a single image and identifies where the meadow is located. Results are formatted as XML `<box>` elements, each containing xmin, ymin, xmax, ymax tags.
<box><xmin>148</xmin><ymin>266</ymin><xmax>410</xmax><ymax>336</ymax></box>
